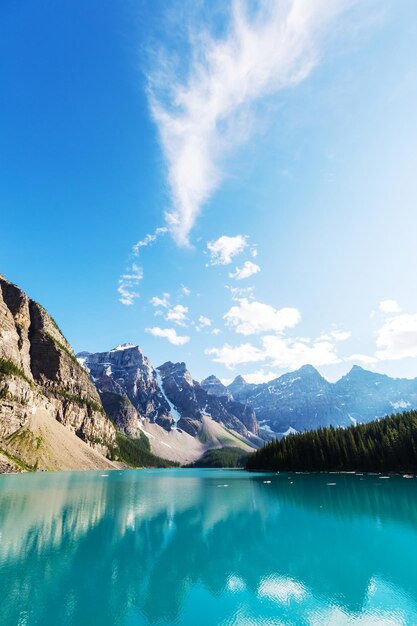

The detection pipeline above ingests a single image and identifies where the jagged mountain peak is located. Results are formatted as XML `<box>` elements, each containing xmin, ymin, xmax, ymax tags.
<box><xmin>201</xmin><ymin>374</ymin><xmax>222</xmax><ymax>384</ymax></box>
<box><xmin>339</xmin><ymin>365</ymin><xmax>388</xmax><ymax>384</ymax></box>
<box><xmin>201</xmin><ymin>375</ymin><xmax>232</xmax><ymax>400</ymax></box>
<box><xmin>298</xmin><ymin>363</ymin><xmax>319</xmax><ymax>373</ymax></box>
<box><xmin>231</xmin><ymin>374</ymin><xmax>247</xmax><ymax>385</ymax></box>
<box><xmin>157</xmin><ymin>361</ymin><xmax>194</xmax><ymax>386</ymax></box>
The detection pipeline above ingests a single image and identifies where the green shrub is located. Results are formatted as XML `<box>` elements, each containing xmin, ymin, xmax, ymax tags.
<box><xmin>0</xmin><ymin>358</ymin><xmax>32</xmax><ymax>386</ymax></box>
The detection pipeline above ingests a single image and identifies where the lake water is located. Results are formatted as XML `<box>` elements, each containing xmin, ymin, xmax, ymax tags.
<box><xmin>1</xmin><ymin>469</ymin><xmax>417</xmax><ymax>625</ymax></box>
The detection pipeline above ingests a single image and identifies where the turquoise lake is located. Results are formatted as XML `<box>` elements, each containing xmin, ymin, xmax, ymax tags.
<box><xmin>1</xmin><ymin>469</ymin><xmax>417</xmax><ymax>625</ymax></box>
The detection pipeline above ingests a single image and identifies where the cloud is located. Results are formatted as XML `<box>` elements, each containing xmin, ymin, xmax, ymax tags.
<box><xmin>212</xmin><ymin>328</ymin><xmax>221</xmax><ymax>335</ymax></box>
<box><xmin>229</xmin><ymin>260</ymin><xmax>261</xmax><ymax>280</ymax></box>
<box><xmin>379</xmin><ymin>299</ymin><xmax>401</xmax><ymax>314</ymax></box>
<box><xmin>181</xmin><ymin>285</ymin><xmax>191</xmax><ymax>296</ymax></box>
<box><xmin>228</xmin><ymin>285</ymin><xmax>255</xmax><ymax>301</ymax></box>
<box><xmin>150</xmin><ymin>292</ymin><xmax>170</xmax><ymax>308</ymax></box>
<box><xmin>207</xmin><ymin>235</ymin><xmax>247</xmax><ymax>265</ymax></box>
<box><xmin>166</xmin><ymin>304</ymin><xmax>189</xmax><ymax>326</ymax></box>
<box><xmin>238</xmin><ymin>369</ymin><xmax>278</xmax><ymax>384</ymax></box>
<box><xmin>319</xmin><ymin>330</ymin><xmax>351</xmax><ymax>342</ymax></box>
<box><xmin>146</xmin><ymin>327</ymin><xmax>190</xmax><ymax>346</ymax></box>
<box><xmin>346</xmin><ymin>353</ymin><xmax>378</xmax><ymax>366</ymax></box>
<box><xmin>132</xmin><ymin>227</ymin><xmax>168</xmax><ymax>255</ymax></box>
<box><xmin>261</xmin><ymin>335</ymin><xmax>340</xmax><ymax>369</ymax></box>
<box><xmin>207</xmin><ymin>333</ymin><xmax>340</xmax><ymax>370</ymax></box>
<box><xmin>330</xmin><ymin>330</ymin><xmax>351</xmax><ymax>342</ymax></box>
<box><xmin>149</xmin><ymin>0</ymin><xmax>353</xmax><ymax>244</ymax></box>
<box><xmin>206</xmin><ymin>342</ymin><xmax>264</xmax><ymax>368</ymax></box>
<box><xmin>198</xmin><ymin>315</ymin><xmax>212</xmax><ymax>328</ymax></box>
<box><xmin>117</xmin><ymin>263</ymin><xmax>143</xmax><ymax>306</ymax></box>
<box><xmin>375</xmin><ymin>313</ymin><xmax>417</xmax><ymax>361</ymax></box>
<box><xmin>224</xmin><ymin>298</ymin><xmax>300</xmax><ymax>335</ymax></box>
<box><xmin>118</xmin><ymin>226</ymin><xmax>167</xmax><ymax>305</ymax></box>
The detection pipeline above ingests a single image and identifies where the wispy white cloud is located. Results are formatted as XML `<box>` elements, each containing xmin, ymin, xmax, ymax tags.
<box><xmin>149</xmin><ymin>0</ymin><xmax>353</xmax><ymax>244</ymax></box>
<box><xmin>118</xmin><ymin>226</ymin><xmax>168</xmax><ymax>305</ymax></box>
<box><xmin>319</xmin><ymin>329</ymin><xmax>351</xmax><ymax>342</ymax></box>
<box><xmin>166</xmin><ymin>304</ymin><xmax>189</xmax><ymax>326</ymax></box>
<box><xmin>117</xmin><ymin>263</ymin><xmax>143</xmax><ymax>306</ymax></box>
<box><xmin>132</xmin><ymin>227</ymin><xmax>168</xmax><ymax>254</ymax></box>
<box><xmin>146</xmin><ymin>326</ymin><xmax>190</xmax><ymax>345</ymax></box>
<box><xmin>237</xmin><ymin>369</ymin><xmax>278</xmax><ymax>384</ymax></box>
<box><xmin>198</xmin><ymin>314</ymin><xmax>212</xmax><ymax>328</ymax></box>
<box><xmin>207</xmin><ymin>235</ymin><xmax>247</xmax><ymax>265</ymax></box>
<box><xmin>181</xmin><ymin>285</ymin><xmax>191</xmax><ymax>296</ymax></box>
<box><xmin>228</xmin><ymin>285</ymin><xmax>255</xmax><ymax>301</ymax></box>
<box><xmin>346</xmin><ymin>353</ymin><xmax>378</xmax><ymax>366</ymax></box>
<box><xmin>150</xmin><ymin>292</ymin><xmax>171</xmax><ymax>308</ymax></box>
<box><xmin>229</xmin><ymin>260</ymin><xmax>260</xmax><ymax>280</ymax></box>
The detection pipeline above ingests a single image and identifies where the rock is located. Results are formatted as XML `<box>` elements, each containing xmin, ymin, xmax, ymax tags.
<box><xmin>78</xmin><ymin>344</ymin><xmax>174</xmax><ymax>434</ymax></box>
<box><xmin>80</xmin><ymin>350</ymin><xmax>260</xmax><ymax>442</ymax></box>
<box><xmin>0</xmin><ymin>274</ymin><xmax>116</xmax><ymax>465</ymax></box>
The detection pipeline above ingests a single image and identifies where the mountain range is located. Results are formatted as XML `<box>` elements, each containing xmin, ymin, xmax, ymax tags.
<box><xmin>77</xmin><ymin>345</ymin><xmax>262</xmax><ymax>464</ymax></box>
<box><xmin>2</xmin><ymin>272</ymin><xmax>417</xmax><ymax>472</ymax></box>
<box><xmin>220</xmin><ymin>364</ymin><xmax>417</xmax><ymax>436</ymax></box>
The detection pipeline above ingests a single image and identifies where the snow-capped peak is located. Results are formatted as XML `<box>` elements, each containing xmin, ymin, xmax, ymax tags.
<box><xmin>110</xmin><ymin>342</ymin><xmax>136</xmax><ymax>352</ymax></box>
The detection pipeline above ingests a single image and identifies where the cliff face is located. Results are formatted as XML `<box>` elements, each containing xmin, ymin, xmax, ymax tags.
<box><xmin>79</xmin><ymin>348</ymin><xmax>260</xmax><ymax>447</ymax></box>
<box><xmin>157</xmin><ymin>361</ymin><xmax>259</xmax><ymax>437</ymax></box>
<box><xmin>0</xmin><ymin>274</ymin><xmax>116</xmax><ymax>468</ymax></box>
<box><xmin>78</xmin><ymin>344</ymin><xmax>174</xmax><ymax>435</ymax></box>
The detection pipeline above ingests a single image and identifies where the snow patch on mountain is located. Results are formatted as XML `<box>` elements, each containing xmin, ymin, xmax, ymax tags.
<box><xmin>111</xmin><ymin>343</ymin><xmax>136</xmax><ymax>352</ymax></box>
<box><xmin>156</xmin><ymin>370</ymin><xmax>181</xmax><ymax>427</ymax></box>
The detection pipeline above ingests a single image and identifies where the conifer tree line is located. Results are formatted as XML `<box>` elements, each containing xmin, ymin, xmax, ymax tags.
<box><xmin>246</xmin><ymin>411</ymin><xmax>417</xmax><ymax>472</ymax></box>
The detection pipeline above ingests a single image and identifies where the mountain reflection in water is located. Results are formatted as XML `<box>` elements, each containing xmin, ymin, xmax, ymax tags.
<box><xmin>1</xmin><ymin>469</ymin><xmax>417</xmax><ymax>625</ymax></box>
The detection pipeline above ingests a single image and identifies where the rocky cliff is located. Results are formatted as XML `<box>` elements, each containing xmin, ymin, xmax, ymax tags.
<box><xmin>158</xmin><ymin>361</ymin><xmax>259</xmax><ymax>438</ymax></box>
<box><xmin>0</xmin><ymin>274</ymin><xmax>116</xmax><ymax>470</ymax></box>
<box><xmin>77</xmin><ymin>343</ymin><xmax>174</xmax><ymax>435</ymax></box>
<box><xmin>79</xmin><ymin>347</ymin><xmax>261</xmax><ymax>455</ymax></box>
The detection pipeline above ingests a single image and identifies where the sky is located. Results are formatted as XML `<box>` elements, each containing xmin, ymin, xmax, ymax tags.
<box><xmin>1</xmin><ymin>0</ymin><xmax>417</xmax><ymax>384</ymax></box>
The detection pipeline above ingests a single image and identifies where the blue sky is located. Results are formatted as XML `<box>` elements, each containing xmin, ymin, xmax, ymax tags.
<box><xmin>1</xmin><ymin>0</ymin><xmax>417</xmax><ymax>383</ymax></box>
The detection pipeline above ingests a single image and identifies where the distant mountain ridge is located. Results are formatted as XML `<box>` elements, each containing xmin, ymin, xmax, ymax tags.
<box><xmin>220</xmin><ymin>364</ymin><xmax>417</xmax><ymax>435</ymax></box>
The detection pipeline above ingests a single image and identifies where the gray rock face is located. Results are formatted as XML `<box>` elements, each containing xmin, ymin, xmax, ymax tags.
<box><xmin>0</xmin><ymin>274</ymin><xmax>116</xmax><ymax>458</ymax></box>
<box><xmin>78</xmin><ymin>344</ymin><xmax>174</xmax><ymax>434</ymax></box>
<box><xmin>225</xmin><ymin>364</ymin><xmax>417</xmax><ymax>434</ymax></box>
<box><xmin>80</xmin><ymin>351</ymin><xmax>260</xmax><ymax>440</ymax></box>
<box><xmin>157</xmin><ymin>361</ymin><xmax>259</xmax><ymax>437</ymax></box>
